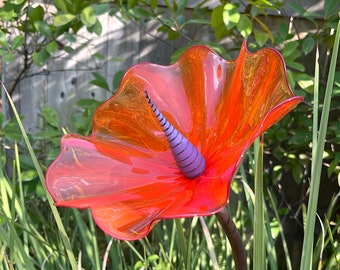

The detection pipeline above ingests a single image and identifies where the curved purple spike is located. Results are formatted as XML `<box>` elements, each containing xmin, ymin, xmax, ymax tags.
<box><xmin>145</xmin><ymin>91</ymin><xmax>206</xmax><ymax>179</ymax></box>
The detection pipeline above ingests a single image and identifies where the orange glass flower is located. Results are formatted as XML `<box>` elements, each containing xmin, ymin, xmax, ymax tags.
<box><xmin>46</xmin><ymin>43</ymin><xmax>303</xmax><ymax>240</ymax></box>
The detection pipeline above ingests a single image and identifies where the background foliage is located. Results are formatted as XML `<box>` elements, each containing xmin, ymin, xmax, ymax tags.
<box><xmin>0</xmin><ymin>0</ymin><xmax>339</xmax><ymax>269</ymax></box>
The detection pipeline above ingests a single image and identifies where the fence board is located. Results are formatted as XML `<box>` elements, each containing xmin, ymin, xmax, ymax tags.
<box><xmin>7</xmin><ymin>13</ymin><xmax>197</xmax><ymax>133</ymax></box>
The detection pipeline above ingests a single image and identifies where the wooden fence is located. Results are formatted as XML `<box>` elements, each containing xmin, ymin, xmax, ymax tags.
<box><xmin>3</xmin><ymin>11</ymin><xmax>213</xmax><ymax>133</ymax></box>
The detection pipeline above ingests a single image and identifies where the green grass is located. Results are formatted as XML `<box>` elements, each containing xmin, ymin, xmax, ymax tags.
<box><xmin>0</xmin><ymin>20</ymin><xmax>339</xmax><ymax>269</ymax></box>
<box><xmin>253</xmin><ymin>138</ymin><xmax>265</xmax><ymax>270</ymax></box>
<box><xmin>300</xmin><ymin>19</ymin><xmax>340</xmax><ymax>270</ymax></box>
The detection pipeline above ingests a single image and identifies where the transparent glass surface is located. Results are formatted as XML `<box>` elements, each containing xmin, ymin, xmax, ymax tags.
<box><xmin>46</xmin><ymin>43</ymin><xmax>303</xmax><ymax>240</ymax></box>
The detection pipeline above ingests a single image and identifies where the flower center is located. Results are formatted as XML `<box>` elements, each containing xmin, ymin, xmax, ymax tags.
<box><xmin>145</xmin><ymin>90</ymin><xmax>206</xmax><ymax>178</ymax></box>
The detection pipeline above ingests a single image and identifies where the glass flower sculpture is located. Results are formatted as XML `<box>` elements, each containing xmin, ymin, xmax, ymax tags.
<box><xmin>46</xmin><ymin>42</ymin><xmax>303</xmax><ymax>240</ymax></box>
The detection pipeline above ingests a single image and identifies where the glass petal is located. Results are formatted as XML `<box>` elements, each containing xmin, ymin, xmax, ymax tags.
<box><xmin>46</xmin><ymin>43</ymin><xmax>303</xmax><ymax>240</ymax></box>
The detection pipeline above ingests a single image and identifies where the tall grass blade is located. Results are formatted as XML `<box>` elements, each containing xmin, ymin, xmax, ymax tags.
<box><xmin>240</xmin><ymin>163</ymin><xmax>254</xmax><ymax>225</ymax></box>
<box><xmin>72</xmin><ymin>209</ymin><xmax>100</xmax><ymax>268</ymax></box>
<box><xmin>314</xmin><ymin>193</ymin><xmax>340</xmax><ymax>268</ymax></box>
<box><xmin>199</xmin><ymin>216</ymin><xmax>219</xmax><ymax>269</ymax></box>
<box><xmin>312</xmin><ymin>45</ymin><xmax>320</xmax><ymax>170</ymax></box>
<box><xmin>0</xmin><ymin>220</ymin><xmax>35</xmax><ymax>270</ymax></box>
<box><xmin>300</xmin><ymin>19</ymin><xmax>340</xmax><ymax>270</ymax></box>
<box><xmin>264</xmin><ymin>210</ymin><xmax>278</xmax><ymax>270</ymax></box>
<box><xmin>175</xmin><ymin>218</ymin><xmax>188</xmax><ymax>268</ymax></box>
<box><xmin>186</xmin><ymin>218</ymin><xmax>194</xmax><ymax>269</ymax></box>
<box><xmin>316</xmin><ymin>214</ymin><xmax>325</xmax><ymax>270</ymax></box>
<box><xmin>87</xmin><ymin>210</ymin><xmax>101</xmax><ymax>268</ymax></box>
<box><xmin>102</xmin><ymin>237</ymin><xmax>113</xmax><ymax>270</ymax></box>
<box><xmin>1</xmin><ymin>83</ymin><xmax>78</xmax><ymax>270</ymax></box>
<box><xmin>13</xmin><ymin>143</ymin><xmax>29</xmax><ymax>255</ymax></box>
<box><xmin>253</xmin><ymin>138</ymin><xmax>265</xmax><ymax>270</ymax></box>
<box><xmin>169</xmin><ymin>220</ymin><xmax>177</xmax><ymax>264</ymax></box>
<box><xmin>268</xmin><ymin>190</ymin><xmax>292</xmax><ymax>270</ymax></box>
<box><xmin>324</xmin><ymin>217</ymin><xmax>340</xmax><ymax>267</ymax></box>
<box><xmin>124</xmin><ymin>240</ymin><xmax>144</xmax><ymax>262</ymax></box>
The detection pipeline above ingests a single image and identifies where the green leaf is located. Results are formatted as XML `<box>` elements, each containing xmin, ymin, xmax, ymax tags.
<box><xmin>175</xmin><ymin>0</ymin><xmax>188</xmax><ymax>16</ymax></box>
<box><xmin>211</xmin><ymin>5</ymin><xmax>228</xmax><ymax>40</ymax></box>
<box><xmin>157</xmin><ymin>25</ymin><xmax>168</xmax><ymax>33</ymax></box>
<box><xmin>254</xmin><ymin>30</ymin><xmax>269</xmax><ymax>47</ymax></box>
<box><xmin>90</xmin><ymin>72</ymin><xmax>110</xmax><ymax>91</ymax></box>
<box><xmin>87</xmin><ymin>19</ymin><xmax>102</xmax><ymax>36</ymax></box>
<box><xmin>127</xmin><ymin>0</ymin><xmax>138</xmax><ymax>9</ymax></box>
<box><xmin>46</xmin><ymin>41</ymin><xmax>58</xmax><ymax>54</ymax></box>
<box><xmin>168</xmin><ymin>29</ymin><xmax>180</xmax><ymax>40</ymax></box>
<box><xmin>289</xmin><ymin>2</ymin><xmax>307</xmax><ymax>15</ymax></box>
<box><xmin>93</xmin><ymin>3</ymin><xmax>110</xmax><ymax>15</ymax></box>
<box><xmin>288</xmin><ymin>2</ymin><xmax>316</xmax><ymax>19</ymax></box>
<box><xmin>28</xmin><ymin>5</ymin><xmax>44</xmax><ymax>22</ymax></box>
<box><xmin>237</xmin><ymin>14</ymin><xmax>252</xmax><ymax>38</ymax></box>
<box><xmin>147</xmin><ymin>254</ymin><xmax>159</xmax><ymax>263</ymax></box>
<box><xmin>327</xmin><ymin>152</ymin><xmax>340</xmax><ymax>176</ymax></box>
<box><xmin>32</xmin><ymin>49</ymin><xmax>50</xmax><ymax>66</ymax></box>
<box><xmin>54</xmin><ymin>0</ymin><xmax>68</xmax><ymax>13</ymax></box>
<box><xmin>113</xmin><ymin>70</ymin><xmax>125</xmax><ymax>90</ymax></box>
<box><xmin>324</xmin><ymin>0</ymin><xmax>340</xmax><ymax>18</ymax></box>
<box><xmin>80</xmin><ymin>6</ymin><xmax>96</xmax><ymax>27</ymax></box>
<box><xmin>0</xmin><ymin>30</ymin><xmax>9</xmax><ymax>49</ymax></box>
<box><xmin>63</xmin><ymin>45</ymin><xmax>73</xmax><ymax>53</ymax></box>
<box><xmin>181</xmin><ymin>19</ymin><xmax>210</xmax><ymax>28</ymax></box>
<box><xmin>287</xmin><ymin>60</ymin><xmax>305</xmax><ymax>72</ymax></box>
<box><xmin>253</xmin><ymin>16</ymin><xmax>274</xmax><ymax>44</ymax></box>
<box><xmin>286</xmin><ymin>70</ymin><xmax>296</xmax><ymax>89</ymax></box>
<box><xmin>47</xmin><ymin>148</ymin><xmax>61</xmax><ymax>162</ymax></box>
<box><xmin>282</xmin><ymin>41</ymin><xmax>299</xmax><ymax>58</ymax></box>
<box><xmin>223</xmin><ymin>3</ymin><xmax>240</xmax><ymax>30</ymax></box>
<box><xmin>288</xmin><ymin>129</ymin><xmax>311</xmax><ymax>146</ymax></box>
<box><xmin>163</xmin><ymin>0</ymin><xmax>175</xmax><ymax>12</ymax></box>
<box><xmin>20</xmin><ymin>170</ymin><xmax>38</xmax><ymax>181</ymax></box>
<box><xmin>150</xmin><ymin>0</ymin><xmax>158</xmax><ymax>10</ymax></box>
<box><xmin>211</xmin><ymin>5</ymin><xmax>223</xmax><ymax>27</ymax></box>
<box><xmin>33</xmin><ymin>21</ymin><xmax>52</xmax><ymax>38</ymax></box>
<box><xmin>53</xmin><ymin>13</ymin><xmax>76</xmax><ymax>27</ymax></box>
<box><xmin>278</xmin><ymin>22</ymin><xmax>289</xmax><ymax>40</ymax></box>
<box><xmin>302</xmin><ymin>36</ymin><xmax>315</xmax><ymax>55</ymax></box>
<box><xmin>134</xmin><ymin>261</ymin><xmax>144</xmax><ymax>270</ymax></box>
<box><xmin>0</xmin><ymin>49</ymin><xmax>15</xmax><ymax>62</ymax></box>
<box><xmin>11</xmin><ymin>0</ymin><xmax>25</xmax><ymax>5</ymax></box>
<box><xmin>42</xmin><ymin>107</ymin><xmax>60</xmax><ymax>128</ymax></box>
<box><xmin>76</xmin><ymin>98</ymin><xmax>101</xmax><ymax>109</ymax></box>
<box><xmin>296</xmin><ymin>73</ymin><xmax>314</xmax><ymax>93</ymax></box>
<box><xmin>11</xmin><ymin>35</ymin><xmax>24</xmax><ymax>50</ymax></box>
<box><xmin>3</xmin><ymin>117</ymin><xmax>23</xmax><ymax>142</ymax></box>
<box><xmin>0</xmin><ymin>4</ymin><xmax>17</xmax><ymax>21</ymax></box>
<box><xmin>128</xmin><ymin>7</ymin><xmax>153</xmax><ymax>19</ymax></box>
<box><xmin>176</xmin><ymin>14</ymin><xmax>185</xmax><ymax>27</ymax></box>
<box><xmin>64</xmin><ymin>32</ymin><xmax>77</xmax><ymax>42</ymax></box>
<box><xmin>35</xmin><ymin>129</ymin><xmax>61</xmax><ymax>139</ymax></box>
<box><xmin>285</xmin><ymin>47</ymin><xmax>302</xmax><ymax>62</ymax></box>
<box><xmin>92</xmin><ymin>52</ymin><xmax>105</xmax><ymax>61</ymax></box>
<box><xmin>109</xmin><ymin>6</ymin><xmax>120</xmax><ymax>16</ymax></box>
